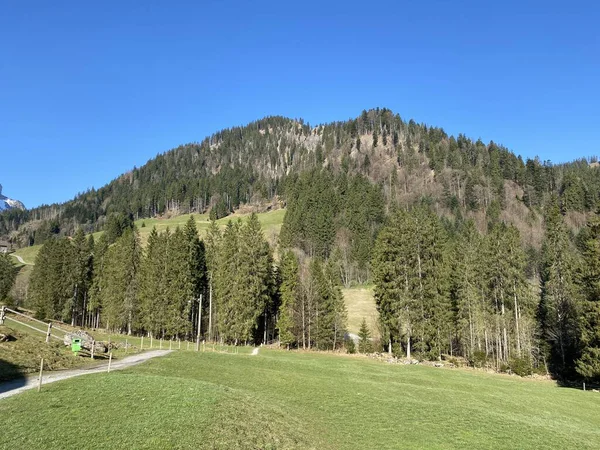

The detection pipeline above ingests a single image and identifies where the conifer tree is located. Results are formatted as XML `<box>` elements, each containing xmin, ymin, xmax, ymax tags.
<box><xmin>88</xmin><ymin>233</ymin><xmax>110</xmax><ymax>328</ymax></box>
<box><xmin>139</xmin><ymin>227</ymin><xmax>163</xmax><ymax>336</ymax></box>
<box><xmin>99</xmin><ymin>227</ymin><xmax>141</xmax><ymax>334</ymax></box>
<box><xmin>29</xmin><ymin>238</ymin><xmax>75</xmax><ymax>321</ymax></box>
<box><xmin>576</xmin><ymin>213</ymin><xmax>600</xmax><ymax>381</ymax></box>
<box><xmin>358</xmin><ymin>318</ymin><xmax>372</xmax><ymax>353</ymax></box>
<box><xmin>0</xmin><ymin>253</ymin><xmax>17</xmax><ymax>303</ymax></box>
<box><xmin>539</xmin><ymin>200</ymin><xmax>581</xmax><ymax>376</ymax></box>
<box><xmin>184</xmin><ymin>216</ymin><xmax>207</xmax><ymax>337</ymax></box>
<box><xmin>277</xmin><ymin>250</ymin><xmax>300</xmax><ymax>348</ymax></box>
<box><xmin>238</xmin><ymin>213</ymin><xmax>273</xmax><ymax>343</ymax></box>
<box><xmin>65</xmin><ymin>228</ymin><xmax>93</xmax><ymax>326</ymax></box>
<box><xmin>164</xmin><ymin>226</ymin><xmax>194</xmax><ymax>337</ymax></box>
<box><xmin>451</xmin><ymin>221</ymin><xmax>485</xmax><ymax>358</ymax></box>
<box><xmin>204</xmin><ymin>220</ymin><xmax>221</xmax><ymax>341</ymax></box>
<box><xmin>325</xmin><ymin>258</ymin><xmax>347</xmax><ymax>350</ymax></box>
<box><xmin>215</xmin><ymin>220</ymin><xmax>241</xmax><ymax>342</ymax></box>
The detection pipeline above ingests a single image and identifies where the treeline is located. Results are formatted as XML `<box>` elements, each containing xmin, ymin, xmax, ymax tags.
<box><xmin>26</xmin><ymin>214</ymin><xmax>348</xmax><ymax>349</ymax></box>
<box><xmin>280</xmin><ymin>170</ymin><xmax>384</xmax><ymax>284</ymax></box>
<box><xmin>372</xmin><ymin>200</ymin><xmax>600</xmax><ymax>382</ymax></box>
<box><xmin>2</xmin><ymin>109</ymin><xmax>599</xmax><ymax>251</ymax></box>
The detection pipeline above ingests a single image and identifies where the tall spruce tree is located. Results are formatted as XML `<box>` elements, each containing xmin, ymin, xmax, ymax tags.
<box><xmin>184</xmin><ymin>216</ymin><xmax>207</xmax><ymax>337</ymax></box>
<box><xmin>139</xmin><ymin>227</ymin><xmax>163</xmax><ymax>336</ymax></box>
<box><xmin>215</xmin><ymin>220</ymin><xmax>241</xmax><ymax>342</ymax></box>
<box><xmin>29</xmin><ymin>238</ymin><xmax>75</xmax><ymax>321</ymax></box>
<box><xmin>277</xmin><ymin>250</ymin><xmax>300</xmax><ymax>348</ymax></box>
<box><xmin>238</xmin><ymin>213</ymin><xmax>273</xmax><ymax>343</ymax></box>
<box><xmin>539</xmin><ymin>200</ymin><xmax>581</xmax><ymax>377</ymax></box>
<box><xmin>451</xmin><ymin>220</ymin><xmax>486</xmax><ymax>359</ymax></box>
<box><xmin>576</xmin><ymin>212</ymin><xmax>600</xmax><ymax>381</ymax></box>
<box><xmin>99</xmin><ymin>227</ymin><xmax>141</xmax><ymax>334</ymax></box>
<box><xmin>204</xmin><ymin>219</ymin><xmax>221</xmax><ymax>340</ymax></box>
<box><xmin>88</xmin><ymin>233</ymin><xmax>110</xmax><ymax>328</ymax></box>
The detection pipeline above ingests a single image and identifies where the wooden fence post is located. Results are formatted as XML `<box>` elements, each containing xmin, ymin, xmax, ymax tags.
<box><xmin>91</xmin><ymin>340</ymin><xmax>95</xmax><ymax>360</ymax></box>
<box><xmin>141</xmin><ymin>336</ymin><xmax>144</xmax><ymax>350</ymax></box>
<box><xmin>37</xmin><ymin>358</ymin><xmax>44</xmax><ymax>392</ymax></box>
<box><xmin>107</xmin><ymin>352</ymin><xmax>112</xmax><ymax>373</ymax></box>
<box><xmin>0</xmin><ymin>305</ymin><xmax>5</xmax><ymax>325</ymax></box>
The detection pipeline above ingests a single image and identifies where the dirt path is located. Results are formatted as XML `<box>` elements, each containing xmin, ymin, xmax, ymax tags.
<box><xmin>9</xmin><ymin>254</ymin><xmax>32</xmax><ymax>265</ymax></box>
<box><xmin>0</xmin><ymin>350</ymin><xmax>172</xmax><ymax>400</ymax></box>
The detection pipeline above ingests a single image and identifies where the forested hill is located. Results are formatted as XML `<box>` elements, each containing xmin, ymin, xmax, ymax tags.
<box><xmin>1</xmin><ymin>108</ymin><xmax>599</xmax><ymax>246</ymax></box>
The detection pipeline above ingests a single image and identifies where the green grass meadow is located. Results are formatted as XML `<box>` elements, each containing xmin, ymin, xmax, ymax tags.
<box><xmin>11</xmin><ymin>208</ymin><xmax>287</xmax><ymax>266</ymax></box>
<box><xmin>1</xmin><ymin>349</ymin><xmax>599</xmax><ymax>449</ymax></box>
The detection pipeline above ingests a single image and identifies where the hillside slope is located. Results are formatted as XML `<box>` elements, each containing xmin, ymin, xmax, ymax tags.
<box><xmin>2</xmin><ymin>108</ymin><xmax>599</xmax><ymax>249</ymax></box>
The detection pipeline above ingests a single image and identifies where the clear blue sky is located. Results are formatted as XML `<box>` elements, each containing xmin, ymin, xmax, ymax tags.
<box><xmin>1</xmin><ymin>1</ymin><xmax>598</xmax><ymax>208</ymax></box>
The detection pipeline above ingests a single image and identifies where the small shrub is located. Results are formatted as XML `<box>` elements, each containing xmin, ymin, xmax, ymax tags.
<box><xmin>470</xmin><ymin>351</ymin><xmax>488</xmax><ymax>368</ymax></box>
<box><xmin>391</xmin><ymin>342</ymin><xmax>404</xmax><ymax>358</ymax></box>
<box><xmin>141</xmin><ymin>221</ymin><xmax>146</xmax><ymax>228</ymax></box>
<box><xmin>345</xmin><ymin>338</ymin><xmax>356</xmax><ymax>354</ymax></box>
<box><xmin>371</xmin><ymin>338</ymin><xmax>384</xmax><ymax>353</ymax></box>
<box><xmin>509</xmin><ymin>357</ymin><xmax>534</xmax><ymax>377</ymax></box>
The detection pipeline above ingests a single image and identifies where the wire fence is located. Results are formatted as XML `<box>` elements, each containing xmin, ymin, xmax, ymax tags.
<box><xmin>0</xmin><ymin>306</ymin><xmax>66</xmax><ymax>342</ymax></box>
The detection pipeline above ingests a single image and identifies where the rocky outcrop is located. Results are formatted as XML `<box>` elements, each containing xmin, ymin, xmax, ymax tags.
<box><xmin>63</xmin><ymin>330</ymin><xmax>108</xmax><ymax>353</ymax></box>
<box><xmin>0</xmin><ymin>184</ymin><xmax>25</xmax><ymax>211</ymax></box>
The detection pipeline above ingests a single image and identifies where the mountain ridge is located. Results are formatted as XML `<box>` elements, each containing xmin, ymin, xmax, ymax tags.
<box><xmin>1</xmin><ymin>108</ymin><xmax>599</xmax><ymax>248</ymax></box>
<box><xmin>0</xmin><ymin>184</ymin><xmax>25</xmax><ymax>212</ymax></box>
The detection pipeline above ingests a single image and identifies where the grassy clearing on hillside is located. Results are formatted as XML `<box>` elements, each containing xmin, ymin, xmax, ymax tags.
<box><xmin>134</xmin><ymin>208</ymin><xmax>285</xmax><ymax>245</ymax></box>
<box><xmin>9</xmin><ymin>264</ymin><xmax>33</xmax><ymax>305</ymax></box>
<box><xmin>13</xmin><ymin>209</ymin><xmax>287</xmax><ymax>266</ymax></box>
<box><xmin>1</xmin><ymin>349</ymin><xmax>599</xmax><ymax>449</ymax></box>
<box><xmin>10</xmin><ymin>245</ymin><xmax>40</xmax><ymax>265</ymax></box>
<box><xmin>342</xmin><ymin>285</ymin><xmax>379</xmax><ymax>337</ymax></box>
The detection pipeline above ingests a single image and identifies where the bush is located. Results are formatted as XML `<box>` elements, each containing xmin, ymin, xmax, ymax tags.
<box><xmin>345</xmin><ymin>338</ymin><xmax>356</xmax><ymax>354</ymax></box>
<box><xmin>391</xmin><ymin>342</ymin><xmax>404</xmax><ymax>358</ymax></box>
<box><xmin>371</xmin><ymin>338</ymin><xmax>384</xmax><ymax>353</ymax></box>
<box><xmin>509</xmin><ymin>357</ymin><xmax>534</xmax><ymax>377</ymax></box>
<box><xmin>470</xmin><ymin>351</ymin><xmax>488</xmax><ymax>368</ymax></box>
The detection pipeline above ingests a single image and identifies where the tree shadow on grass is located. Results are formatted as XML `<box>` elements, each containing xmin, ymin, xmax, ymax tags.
<box><xmin>556</xmin><ymin>378</ymin><xmax>600</xmax><ymax>391</ymax></box>
<box><xmin>0</xmin><ymin>359</ymin><xmax>27</xmax><ymax>395</ymax></box>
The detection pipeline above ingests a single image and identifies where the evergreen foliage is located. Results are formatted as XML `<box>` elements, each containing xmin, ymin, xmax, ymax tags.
<box><xmin>11</xmin><ymin>109</ymin><xmax>600</xmax><ymax>381</ymax></box>
<box><xmin>358</xmin><ymin>318</ymin><xmax>372</xmax><ymax>353</ymax></box>
<box><xmin>0</xmin><ymin>253</ymin><xmax>17</xmax><ymax>303</ymax></box>
<box><xmin>576</xmin><ymin>212</ymin><xmax>600</xmax><ymax>381</ymax></box>
<box><xmin>539</xmin><ymin>199</ymin><xmax>582</xmax><ymax>377</ymax></box>
<box><xmin>277</xmin><ymin>250</ymin><xmax>300</xmax><ymax>348</ymax></box>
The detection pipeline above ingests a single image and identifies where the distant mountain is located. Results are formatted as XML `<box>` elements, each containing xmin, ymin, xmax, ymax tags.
<box><xmin>0</xmin><ymin>184</ymin><xmax>25</xmax><ymax>212</ymax></box>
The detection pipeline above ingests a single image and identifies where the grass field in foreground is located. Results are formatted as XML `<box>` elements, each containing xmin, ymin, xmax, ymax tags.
<box><xmin>1</xmin><ymin>350</ymin><xmax>599</xmax><ymax>449</ymax></box>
